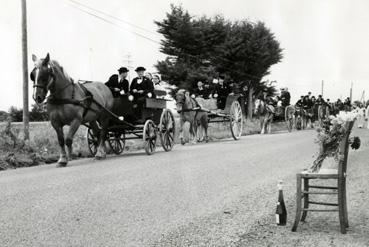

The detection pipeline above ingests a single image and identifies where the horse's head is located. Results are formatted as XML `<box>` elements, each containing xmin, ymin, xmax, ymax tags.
<box><xmin>175</xmin><ymin>89</ymin><xmax>188</xmax><ymax>113</ymax></box>
<box><xmin>31</xmin><ymin>53</ymin><xmax>55</xmax><ymax>104</ymax></box>
<box><xmin>254</xmin><ymin>99</ymin><xmax>263</xmax><ymax>115</ymax></box>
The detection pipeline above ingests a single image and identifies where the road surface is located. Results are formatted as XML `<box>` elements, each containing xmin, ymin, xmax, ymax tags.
<box><xmin>0</xmin><ymin>130</ymin><xmax>366</xmax><ymax>246</ymax></box>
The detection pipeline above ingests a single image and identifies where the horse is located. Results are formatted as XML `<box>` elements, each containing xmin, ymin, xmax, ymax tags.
<box><xmin>175</xmin><ymin>89</ymin><xmax>208</xmax><ymax>144</ymax></box>
<box><xmin>254</xmin><ymin>99</ymin><xmax>274</xmax><ymax>134</ymax></box>
<box><xmin>31</xmin><ymin>53</ymin><xmax>114</xmax><ymax>167</ymax></box>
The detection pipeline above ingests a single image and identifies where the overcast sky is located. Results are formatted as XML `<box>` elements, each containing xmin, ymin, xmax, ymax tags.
<box><xmin>1</xmin><ymin>0</ymin><xmax>369</xmax><ymax>111</ymax></box>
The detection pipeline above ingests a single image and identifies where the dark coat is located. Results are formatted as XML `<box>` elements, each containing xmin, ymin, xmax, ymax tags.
<box><xmin>316</xmin><ymin>97</ymin><xmax>325</xmax><ymax>105</ymax></box>
<box><xmin>193</xmin><ymin>86</ymin><xmax>209</xmax><ymax>99</ymax></box>
<box><xmin>280</xmin><ymin>91</ymin><xmax>291</xmax><ymax>106</ymax></box>
<box><xmin>296</xmin><ymin>99</ymin><xmax>304</xmax><ymax>108</ymax></box>
<box><xmin>130</xmin><ymin>76</ymin><xmax>154</xmax><ymax>98</ymax></box>
<box><xmin>105</xmin><ymin>74</ymin><xmax>129</xmax><ymax>97</ymax></box>
<box><xmin>213</xmin><ymin>83</ymin><xmax>231</xmax><ymax>99</ymax></box>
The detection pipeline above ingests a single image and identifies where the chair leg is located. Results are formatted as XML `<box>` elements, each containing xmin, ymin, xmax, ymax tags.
<box><xmin>338</xmin><ymin>178</ymin><xmax>347</xmax><ymax>234</ymax></box>
<box><xmin>292</xmin><ymin>174</ymin><xmax>302</xmax><ymax>232</ymax></box>
<box><xmin>343</xmin><ymin>179</ymin><xmax>349</xmax><ymax>228</ymax></box>
<box><xmin>301</xmin><ymin>178</ymin><xmax>309</xmax><ymax>222</ymax></box>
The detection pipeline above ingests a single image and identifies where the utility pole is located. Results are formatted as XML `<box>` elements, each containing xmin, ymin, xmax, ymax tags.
<box><xmin>350</xmin><ymin>82</ymin><xmax>353</xmax><ymax>104</ymax></box>
<box><xmin>21</xmin><ymin>0</ymin><xmax>29</xmax><ymax>140</ymax></box>
<box><xmin>321</xmin><ymin>80</ymin><xmax>324</xmax><ymax>97</ymax></box>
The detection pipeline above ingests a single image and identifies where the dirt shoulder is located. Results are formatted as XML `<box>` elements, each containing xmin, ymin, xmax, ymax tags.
<box><xmin>235</xmin><ymin>129</ymin><xmax>369</xmax><ymax>247</ymax></box>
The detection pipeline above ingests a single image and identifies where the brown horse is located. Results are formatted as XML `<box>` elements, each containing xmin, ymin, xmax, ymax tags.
<box><xmin>175</xmin><ymin>89</ymin><xmax>208</xmax><ymax>144</ymax></box>
<box><xmin>31</xmin><ymin>53</ymin><xmax>114</xmax><ymax>167</ymax></box>
<box><xmin>254</xmin><ymin>99</ymin><xmax>274</xmax><ymax>134</ymax></box>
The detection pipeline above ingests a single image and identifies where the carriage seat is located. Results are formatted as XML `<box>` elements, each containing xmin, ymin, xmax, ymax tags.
<box><xmin>154</xmin><ymin>89</ymin><xmax>167</xmax><ymax>97</ymax></box>
<box><xmin>195</xmin><ymin>97</ymin><xmax>218</xmax><ymax>111</ymax></box>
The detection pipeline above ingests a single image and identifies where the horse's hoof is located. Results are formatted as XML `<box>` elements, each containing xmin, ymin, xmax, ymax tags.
<box><xmin>94</xmin><ymin>154</ymin><xmax>106</xmax><ymax>160</ymax></box>
<box><xmin>56</xmin><ymin>161</ymin><xmax>67</xmax><ymax>168</ymax></box>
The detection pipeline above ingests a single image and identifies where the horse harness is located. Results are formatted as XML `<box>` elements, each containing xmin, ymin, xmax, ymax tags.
<box><xmin>32</xmin><ymin>66</ymin><xmax>96</xmax><ymax>118</ymax></box>
<box><xmin>48</xmin><ymin>82</ymin><xmax>97</xmax><ymax>119</ymax></box>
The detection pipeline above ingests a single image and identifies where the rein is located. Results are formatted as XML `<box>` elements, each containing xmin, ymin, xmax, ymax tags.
<box><xmin>177</xmin><ymin>94</ymin><xmax>201</xmax><ymax>113</ymax></box>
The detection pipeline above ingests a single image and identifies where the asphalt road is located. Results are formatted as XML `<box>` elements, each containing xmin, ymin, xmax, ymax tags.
<box><xmin>0</xmin><ymin>130</ymin><xmax>322</xmax><ymax>246</ymax></box>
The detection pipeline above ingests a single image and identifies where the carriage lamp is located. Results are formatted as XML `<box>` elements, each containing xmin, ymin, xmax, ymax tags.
<box><xmin>214</xmin><ymin>94</ymin><xmax>218</xmax><ymax>98</ymax></box>
<box><xmin>128</xmin><ymin>95</ymin><xmax>134</xmax><ymax>101</ymax></box>
<box><xmin>147</xmin><ymin>93</ymin><xmax>152</xmax><ymax>98</ymax></box>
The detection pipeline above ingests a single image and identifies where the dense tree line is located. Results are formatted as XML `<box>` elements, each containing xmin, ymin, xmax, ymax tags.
<box><xmin>155</xmin><ymin>5</ymin><xmax>283</xmax><ymax>117</ymax></box>
<box><xmin>3</xmin><ymin>104</ymin><xmax>48</xmax><ymax>122</ymax></box>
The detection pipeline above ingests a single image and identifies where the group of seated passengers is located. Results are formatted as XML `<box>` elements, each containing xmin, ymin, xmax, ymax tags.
<box><xmin>105</xmin><ymin>66</ymin><xmax>162</xmax><ymax>118</ymax></box>
<box><xmin>105</xmin><ymin>66</ymin><xmax>161</xmax><ymax>98</ymax></box>
<box><xmin>190</xmin><ymin>76</ymin><xmax>235</xmax><ymax>109</ymax></box>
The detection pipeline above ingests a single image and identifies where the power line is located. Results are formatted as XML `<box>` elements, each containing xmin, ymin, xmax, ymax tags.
<box><xmin>69</xmin><ymin>0</ymin><xmax>160</xmax><ymax>37</ymax></box>
<box><xmin>69</xmin><ymin>3</ymin><xmax>161</xmax><ymax>45</ymax></box>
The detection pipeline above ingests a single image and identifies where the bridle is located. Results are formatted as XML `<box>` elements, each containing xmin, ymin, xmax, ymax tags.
<box><xmin>32</xmin><ymin>65</ymin><xmax>56</xmax><ymax>92</ymax></box>
<box><xmin>32</xmin><ymin>63</ymin><xmax>74</xmax><ymax>102</ymax></box>
<box><xmin>176</xmin><ymin>92</ymin><xmax>197</xmax><ymax>113</ymax></box>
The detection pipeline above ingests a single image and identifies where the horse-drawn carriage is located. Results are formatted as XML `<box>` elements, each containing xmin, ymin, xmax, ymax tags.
<box><xmin>176</xmin><ymin>90</ymin><xmax>244</xmax><ymax>142</ymax></box>
<box><xmin>86</xmin><ymin>90</ymin><xmax>175</xmax><ymax>156</ymax></box>
<box><xmin>274</xmin><ymin>104</ymin><xmax>296</xmax><ymax>132</ymax></box>
<box><xmin>199</xmin><ymin>94</ymin><xmax>244</xmax><ymax>140</ymax></box>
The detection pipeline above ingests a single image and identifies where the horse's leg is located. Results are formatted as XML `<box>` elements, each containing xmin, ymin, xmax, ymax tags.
<box><xmin>260</xmin><ymin>117</ymin><xmax>265</xmax><ymax>134</ymax></box>
<box><xmin>267</xmin><ymin>114</ymin><xmax>273</xmax><ymax>134</ymax></box>
<box><xmin>203</xmin><ymin>116</ymin><xmax>209</xmax><ymax>143</ymax></box>
<box><xmin>65</xmin><ymin>119</ymin><xmax>82</xmax><ymax>160</ymax></box>
<box><xmin>190</xmin><ymin>120</ymin><xmax>197</xmax><ymax>144</ymax></box>
<box><xmin>95</xmin><ymin>118</ymin><xmax>109</xmax><ymax>159</ymax></box>
<box><xmin>179</xmin><ymin>117</ymin><xmax>185</xmax><ymax>145</ymax></box>
<box><xmin>51</xmin><ymin>122</ymin><xmax>68</xmax><ymax>167</ymax></box>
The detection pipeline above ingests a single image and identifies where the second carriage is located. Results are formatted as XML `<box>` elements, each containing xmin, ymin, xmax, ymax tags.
<box><xmin>194</xmin><ymin>94</ymin><xmax>244</xmax><ymax>141</ymax></box>
<box><xmin>273</xmin><ymin>104</ymin><xmax>296</xmax><ymax>132</ymax></box>
<box><xmin>86</xmin><ymin>90</ymin><xmax>175</xmax><ymax>156</ymax></box>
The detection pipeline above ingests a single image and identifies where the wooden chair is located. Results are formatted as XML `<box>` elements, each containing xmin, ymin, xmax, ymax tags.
<box><xmin>291</xmin><ymin>121</ymin><xmax>355</xmax><ymax>234</ymax></box>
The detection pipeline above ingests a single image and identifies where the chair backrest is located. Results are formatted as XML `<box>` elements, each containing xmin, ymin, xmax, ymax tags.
<box><xmin>338</xmin><ymin>121</ymin><xmax>355</xmax><ymax>177</ymax></box>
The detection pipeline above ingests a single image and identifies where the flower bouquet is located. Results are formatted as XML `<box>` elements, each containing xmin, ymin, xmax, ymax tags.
<box><xmin>310</xmin><ymin>111</ymin><xmax>361</xmax><ymax>172</ymax></box>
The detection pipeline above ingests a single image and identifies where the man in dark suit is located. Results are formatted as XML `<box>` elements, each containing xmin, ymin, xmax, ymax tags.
<box><xmin>130</xmin><ymin>67</ymin><xmax>154</xmax><ymax>118</ymax></box>
<box><xmin>212</xmin><ymin>76</ymin><xmax>231</xmax><ymax>109</ymax></box>
<box><xmin>105</xmin><ymin>67</ymin><xmax>129</xmax><ymax>97</ymax></box>
<box><xmin>193</xmin><ymin>81</ymin><xmax>209</xmax><ymax>99</ymax></box>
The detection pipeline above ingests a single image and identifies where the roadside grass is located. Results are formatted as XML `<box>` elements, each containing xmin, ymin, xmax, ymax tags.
<box><xmin>0</xmin><ymin>117</ymin><xmax>288</xmax><ymax>170</ymax></box>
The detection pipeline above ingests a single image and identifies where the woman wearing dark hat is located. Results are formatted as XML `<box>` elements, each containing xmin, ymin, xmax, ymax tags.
<box><xmin>105</xmin><ymin>67</ymin><xmax>129</xmax><ymax>97</ymax></box>
<box><xmin>130</xmin><ymin>66</ymin><xmax>155</xmax><ymax>118</ymax></box>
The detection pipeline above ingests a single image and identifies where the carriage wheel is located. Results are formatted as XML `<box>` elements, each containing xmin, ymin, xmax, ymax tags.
<box><xmin>107</xmin><ymin>131</ymin><xmax>125</xmax><ymax>155</ymax></box>
<box><xmin>143</xmin><ymin>120</ymin><xmax>157</xmax><ymax>155</ymax></box>
<box><xmin>159</xmin><ymin>109</ymin><xmax>175</xmax><ymax>151</ymax></box>
<box><xmin>86</xmin><ymin>126</ymin><xmax>99</xmax><ymax>156</ymax></box>
<box><xmin>230</xmin><ymin>101</ymin><xmax>243</xmax><ymax>140</ymax></box>
<box><xmin>285</xmin><ymin>106</ymin><xmax>295</xmax><ymax>132</ymax></box>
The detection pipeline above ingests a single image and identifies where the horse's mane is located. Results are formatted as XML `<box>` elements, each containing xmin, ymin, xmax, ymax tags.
<box><xmin>50</xmin><ymin>60</ymin><xmax>73</xmax><ymax>82</ymax></box>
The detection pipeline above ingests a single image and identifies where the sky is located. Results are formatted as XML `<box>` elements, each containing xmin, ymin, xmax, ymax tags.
<box><xmin>1</xmin><ymin>0</ymin><xmax>369</xmax><ymax>111</ymax></box>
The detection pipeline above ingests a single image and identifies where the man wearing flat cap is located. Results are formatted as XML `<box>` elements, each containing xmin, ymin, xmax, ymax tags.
<box><xmin>130</xmin><ymin>66</ymin><xmax>155</xmax><ymax>117</ymax></box>
<box><xmin>105</xmin><ymin>67</ymin><xmax>129</xmax><ymax>97</ymax></box>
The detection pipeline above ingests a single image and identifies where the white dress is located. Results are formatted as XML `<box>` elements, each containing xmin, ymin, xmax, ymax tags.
<box><xmin>357</xmin><ymin>107</ymin><xmax>365</xmax><ymax>128</ymax></box>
